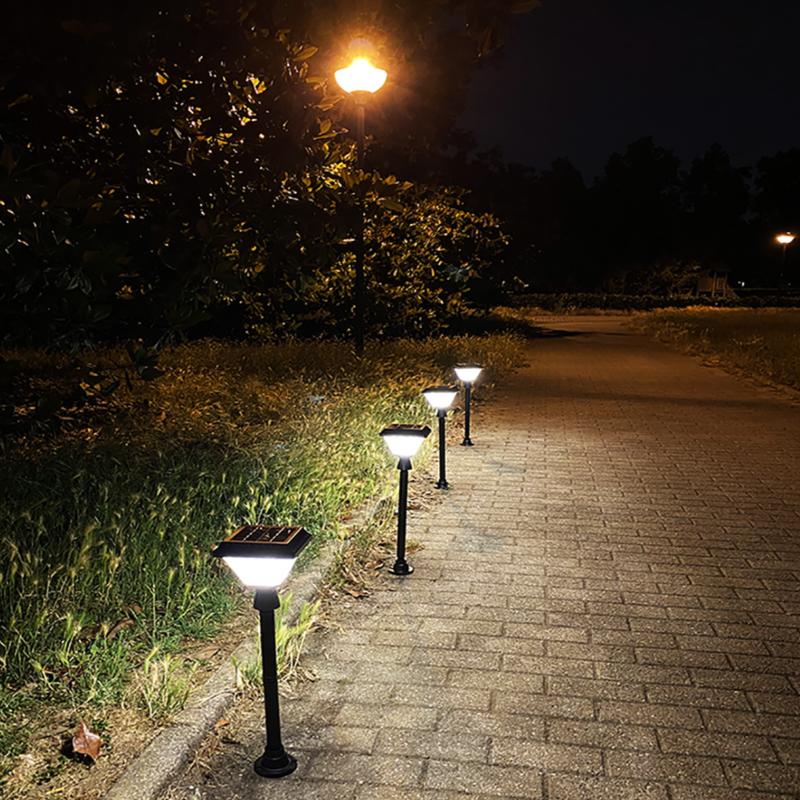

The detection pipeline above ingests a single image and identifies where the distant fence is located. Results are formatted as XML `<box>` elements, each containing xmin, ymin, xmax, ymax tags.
<box><xmin>512</xmin><ymin>293</ymin><xmax>800</xmax><ymax>311</ymax></box>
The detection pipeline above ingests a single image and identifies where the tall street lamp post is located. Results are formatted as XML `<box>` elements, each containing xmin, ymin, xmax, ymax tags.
<box><xmin>380</xmin><ymin>424</ymin><xmax>430</xmax><ymax>575</ymax></box>
<box><xmin>212</xmin><ymin>525</ymin><xmax>312</xmax><ymax>778</ymax></box>
<box><xmin>335</xmin><ymin>57</ymin><xmax>388</xmax><ymax>354</ymax></box>
<box><xmin>776</xmin><ymin>232</ymin><xmax>796</xmax><ymax>281</ymax></box>
<box><xmin>454</xmin><ymin>364</ymin><xmax>483</xmax><ymax>446</ymax></box>
<box><xmin>422</xmin><ymin>386</ymin><xmax>458</xmax><ymax>489</ymax></box>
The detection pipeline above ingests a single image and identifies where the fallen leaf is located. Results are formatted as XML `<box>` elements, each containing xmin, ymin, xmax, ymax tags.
<box><xmin>72</xmin><ymin>720</ymin><xmax>101</xmax><ymax>761</ymax></box>
<box><xmin>344</xmin><ymin>587</ymin><xmax>367</xmax><ymax>599</ymax></box>
<box><xmin>106</xmin><ymin>618</ymin><xmax>135</xmax><ymax>640</ymax></box>
<box><xmin>365</xmin><ymin>560</ymin><xmax>384</xmax><ymax>571</ymax></box>
<box><xmin>214</xmin><ymin>719</ymin><xmax>230</xmax><ymax>730</ymax></box>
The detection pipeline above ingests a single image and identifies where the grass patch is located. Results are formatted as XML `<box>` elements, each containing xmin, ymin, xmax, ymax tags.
<box><xmin>634</xmin><ymin>308</ymin><xmax>800</xmax><ymax>390</ymax></box>
<box><xmin>0</xmin><ymin>333</ymin><xmax>524</xmax><ymax>787</ymax></box>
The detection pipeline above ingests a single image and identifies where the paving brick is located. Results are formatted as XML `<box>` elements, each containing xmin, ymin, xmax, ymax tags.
<box><xmin>305</xmin><ymin>753</ymin><xmax>424</xmax><ymax>787</ymax></box>
<box><xmin>447</xmin><ymin>667</ymin><xmax>545</xmax><ymax>693</ymax></box>
<box><xmin>703</xmin><ymin>709</ymin><xmax>800</xmax><ymax>738</ymax></box>
<box><xmin>439</xmin><ymin>709</ymin><xmax>545</xmax><ymax>740</ymax></box>
<box><xmin>391</xmin><ymin>684</ymin><xmax>490</xmax><ymax>711</ymax></box>
<box><xmin>490</xmin><ymin>738</ymin><xmax>603</xmax><ymax>774</ymax></box>
<box><xmin>494</xmin><ymin>691</ymin><xmax>595</xmax><ymax>720</ymax></box>
<box><xmin>373</xmin><ymin>729</ymin><xmax>489</xmax><ymax>762</ymax></box>
<box><xmin>645</xmin><ymin>684</ymin><xmax>750</xmax><ymax>710</ymax></box>
<box><xmin>547</xmin><ymin>675</ymin><xmax>645</xmax><ymax>702</ymax></box>
<box><xmin>548</xmin><ymin>718</ymin><xmax>657</xmax><ymax>750</ymax></box>
<box><xmin>599</xmin><ymin>700</ymin><xmax>704</xmax><ymax>729</ymax></box>
<box><xmin>657</xmin><ymin>728</ymin><xmax>777</xmax><ymax>761</ymax></box>
<box><xmin>425</xmin><ymin>760</ymin><xmax>542</xmax><ymax>798</ymax></box>
<box><xmin>669</xmin><ymin>787</ymin><xmax>795</xmax><ymax>800</ymax></box>
<box><xmin>689</xmin><ymin>667</ymin><xmax>795</xmax><ymax>693</ymax></box>
<box><xmin>547</xmin><ymin>774</ymin><xmax>668</xmax><ymax>800</ymax></box>
<box><xmin>606</xmin><ymin>750</ymin><xmax>727</xmax><ymax>785</ymax></box>
<box><xmin>724</xmin><ymin>759</ymin><xmax>800</xmax><ymax>792</ymax></box>
<box><xmin>334</xmin><ymin>703</ymin><xmax>438</xmax><ymax>731</ymax></box>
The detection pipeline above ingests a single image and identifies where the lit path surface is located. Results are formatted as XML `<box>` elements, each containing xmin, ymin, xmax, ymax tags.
<box><xmin>165</xmin><ymin>317</ymin><xmax>800</xmax><ymax>800</ymax></box>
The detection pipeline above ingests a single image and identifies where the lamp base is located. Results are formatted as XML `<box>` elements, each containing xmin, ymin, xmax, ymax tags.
<box><xmin>389</xmin><ymin>560</ymin><xmax>414</xmax><ymax>576</ymax></box>
<box><xmin>460</xmin><ymin>437</ymin><xmax>474</xmax><ymax>447</ymax></box>
<box><xmin>435</xmin><ymin>478</ymin><xmax>450</xmax><ymax>489</ymax></box>
<box><xmin>254</xmin><ymin>749</ymin><xmax>297</xmax><ymax>778</ymax></box>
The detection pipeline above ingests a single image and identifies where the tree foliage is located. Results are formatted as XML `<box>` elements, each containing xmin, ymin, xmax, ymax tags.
<box><xmin>0</xmin><ymin>1</ymin><xmax>531</xmax><ymax>345</ymax></box>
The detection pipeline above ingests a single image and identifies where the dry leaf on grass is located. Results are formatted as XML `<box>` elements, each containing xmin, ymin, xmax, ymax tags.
<box><xmin>72</xmin><ymin>720</ymin><xmax>101</xmax><ymax>761</ymax></box>
<box><xmin>106</xmin><ymin>618</ymin><xmax>135</xmax><ymax>641</ymax></box>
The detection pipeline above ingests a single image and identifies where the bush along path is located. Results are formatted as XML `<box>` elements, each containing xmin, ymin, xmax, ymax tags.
<box><xmin>165</xmin><ymin>317</ymin><xmax>800</xmax><ymax>800</ymax></box>
<box><xmin>0</xmin><ymin>333</ymin><xmax>524</xmax><ymax>800</ymax></box>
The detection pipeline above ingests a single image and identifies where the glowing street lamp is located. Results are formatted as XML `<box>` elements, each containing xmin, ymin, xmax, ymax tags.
<box><xmin>454</xmin><ymin>364</ymin><xmax>483</xmax><ymax>446</ymax></box>
<box><xmin>422</xmin><ymin>386</ymin><xmax>458</xmax><ymax>489</ymax></box>
<box><xmin>776</xmin><ymin>232</ymin><xmax>796</xmax><ymax>275</ymax></box>
<box><xmin>212</xmin><ymin>525</ymin><xmax>312</xmax><ymax>778</ymax></box>
<box><xmin>334</xmin><ymin>58</ymin><xmax>388</xmax><ymax>95</ymax></box>
<box><xmin>335</xmin><ymin>57</ymin><xmax>388</xmax><ymax>355</ymax></box>
<box><xmin>380</xmin><ymin>424</ymin><xmax>430</xmax><ymax>575</ymax></box>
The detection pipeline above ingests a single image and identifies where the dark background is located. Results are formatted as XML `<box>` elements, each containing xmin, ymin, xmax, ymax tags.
<box><xmin>461</xmin><ymin>0</ymin><xmax>800</xmax><ymax>177</ymax></box>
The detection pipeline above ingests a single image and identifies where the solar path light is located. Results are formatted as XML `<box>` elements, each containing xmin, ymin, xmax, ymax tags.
<box><xmin>454</xmin><ymin>363</ymin><xmax>483</xmax><ymax>446</ymax></box>
<box><xmin>212</xmin><ymin>525</ymin><xmax>312</xmax><ymax>778</ymax></box>
<box><xmin>422</xmin><ymin>386</ymin><xmax>458</xmax><ymax>489</ymax></box>
<box><xmin>380</xmin><ymin>424</ymin><xmax>430</xmax><ymax>575</ymax></box>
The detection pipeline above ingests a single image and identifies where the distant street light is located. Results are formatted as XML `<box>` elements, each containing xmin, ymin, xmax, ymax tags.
<box><xmin>380</xmin><ymin>424</ymin><xmax>430</xmax><ymax>575</ymax></box>
<box><xmin>335</xmin><ymin>57</ymin><xmax>388</xmax><ymax>354</ymax></box>
<box><xmin>776</xmin><ymin>232</ymin><xmax>797</xmax><ymax>278</ymax></box>
<box><xmin>422</xmin><ymin>386</ymin><xmax>458</xmax><ymax>489</ymax></box>
<box><xmin>212</xmin><ymin>525</ymin><xmax>312</xmax><ymax>778</ymax></box>
<box><xmin>454</xmin><ymin>364</ymin><xmax>483</xmax><ymax>446</ymax></box>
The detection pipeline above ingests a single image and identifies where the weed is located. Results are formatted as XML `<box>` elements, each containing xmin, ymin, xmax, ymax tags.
<box><xmin>132</xmin><ymin>649</ymin><xmax>197</xmax><ymax>721</ymax></box>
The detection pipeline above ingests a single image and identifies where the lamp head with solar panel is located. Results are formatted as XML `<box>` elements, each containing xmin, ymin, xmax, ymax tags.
<box><xmin>212</xmin><ymin>525</ymin><xmax>312</xmax><ymax>778</ymax></box>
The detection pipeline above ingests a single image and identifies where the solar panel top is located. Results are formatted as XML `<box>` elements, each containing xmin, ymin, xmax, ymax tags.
<box><xmin>228</xmin><ymin>525</ymin><xmax>302</xmax><ymax>545</ymax></box>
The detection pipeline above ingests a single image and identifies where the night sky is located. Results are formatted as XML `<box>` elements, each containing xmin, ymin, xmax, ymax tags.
<box><xmin>461</xmin><ymin>0</ymin><xmax>800</xmax><ymax>177</ymax></box>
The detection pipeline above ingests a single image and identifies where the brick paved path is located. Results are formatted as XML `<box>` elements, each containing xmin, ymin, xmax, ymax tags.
<box><xmin>167</xmin><ymin>317</ymin><xmax>800</xmax><ymax>800</ymax></box>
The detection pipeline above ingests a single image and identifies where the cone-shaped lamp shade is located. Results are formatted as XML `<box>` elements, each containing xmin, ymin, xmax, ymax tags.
<box><xmin>212</xmin><ymin>526</ymin><xmax>311</xmax><ymax>589</ymax></box>
<box><xmin>380</xmin><ymin>424</ymin><xmax>431</xmax><ymax>459</ymax></box>
<box><xmin>335</xmin><ymin>58</ymin><xmax>387</xmax><ymax>94</ymax></box>
<box><xmin>455</xmin><ymin>364</ymin><xmax>483</xmax><ymax>383</ymax></box>
<box><xmin>422</xmin><ymin>386</ymin><xmax>458</xmax><ymax>411</ymax></box>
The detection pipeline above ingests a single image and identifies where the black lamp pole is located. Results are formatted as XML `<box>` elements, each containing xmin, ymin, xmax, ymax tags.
<box><xmin>461</xmin><ymin>382</ymin><xmax>474</xmax><ymax>447</ymax></box>
<box><xmin>354</xmin><ymin>99</ymin><xmax>366</xmax><ymax>354</ymax></box>
<box><xmin>436</xmin><ymin>410</ymin><xmax>449</xmax><ymax>489</ymax></box>
<box><xmin>253</xmin><ymin>589</ymin><xmax>296</xmax><ymax>778</ymax></box>
<box><xmin>391</xmin><ymin>457</ymin><xmax>413</xmax><ymax>575</ymax></box>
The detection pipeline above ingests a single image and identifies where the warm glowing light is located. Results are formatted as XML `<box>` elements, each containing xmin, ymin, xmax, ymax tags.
<box><xmin>335</xmin><ymin>58</ymin><xmax>387</xmax><ymax>94</ymax></box>
<box><xmin>776</xmin><ymin>232</ymin><xmax>796</xmax><ymax>246</ymax></box>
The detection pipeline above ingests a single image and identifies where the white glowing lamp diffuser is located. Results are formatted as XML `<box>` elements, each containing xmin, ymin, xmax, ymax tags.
<box><xmin>380</xmin><ymin>424</ymin><xmax>431</xmax><ymax>459</ymax></box>
<box><xmin>776</xmin><ymin>232</ymin><xmax>796</xmax><ymax>245</ymax></box>
<box><xmin>212</xmin><ymin>526</ymin><xmax>311</xmax><ymax>589</ymax></box>
<box><xmin>454</xmin><ymin>364</ymin><xmax>483</xmax><ymax>383</ymax></box>
<box><xmin>422</xmin><ymin>386</ymin><xmax>458</xmax><ymax>411</ymax></box>
<box><xmin>335</xmin><ymin>58</ymin><xmax>388</xmax><ymax>94</ymax></box>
